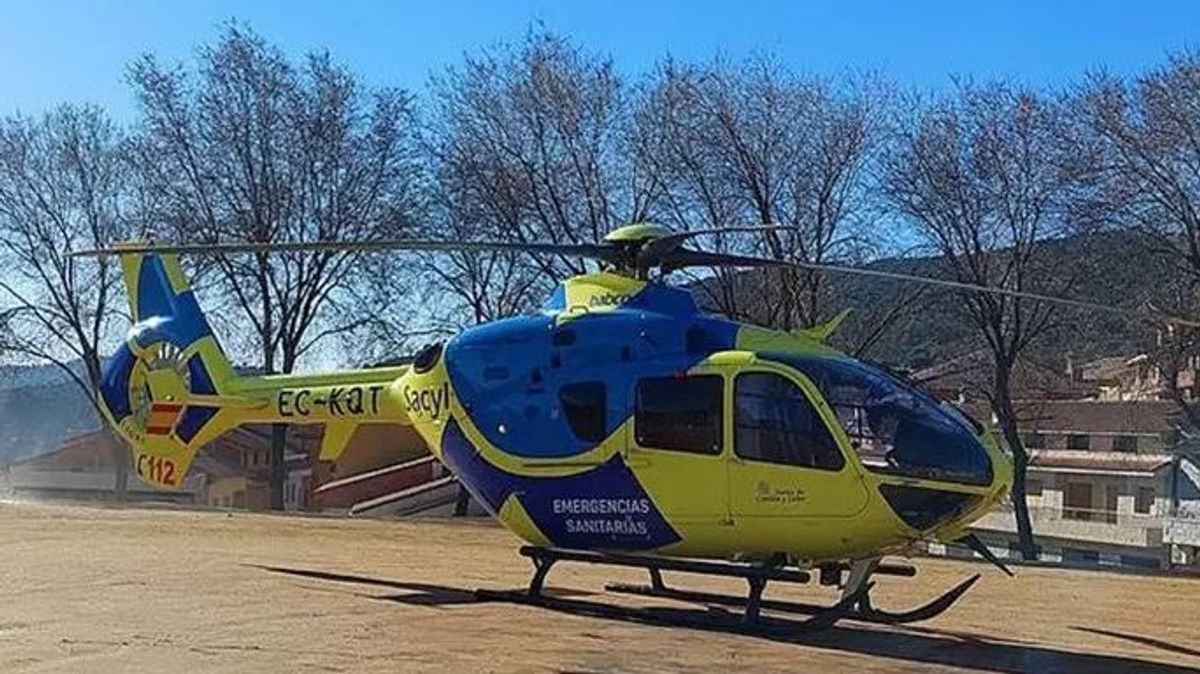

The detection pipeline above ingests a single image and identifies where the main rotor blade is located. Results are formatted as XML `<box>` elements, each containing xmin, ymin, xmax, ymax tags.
<box><xmin>668</xmin><ymin>248</ymin><xmax>1200</xmax><ymax>328</ymax></box>
<box><xmin>70</xmin><ymin>238</ymin><xmax>614</xmax><ymax>261</ymax></box>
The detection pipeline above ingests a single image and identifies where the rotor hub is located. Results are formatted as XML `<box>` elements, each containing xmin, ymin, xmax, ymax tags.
<box><xmin>602</xmin><ymin>222</ymin><xmax>674</xmax><ymax>244</ymax></box>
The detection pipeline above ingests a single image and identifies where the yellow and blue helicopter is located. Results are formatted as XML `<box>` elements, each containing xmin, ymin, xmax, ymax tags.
<box><xmin>80</xmin><ymin>223</ymin><xmax>1133</xmax><ymax>631</ymax></box>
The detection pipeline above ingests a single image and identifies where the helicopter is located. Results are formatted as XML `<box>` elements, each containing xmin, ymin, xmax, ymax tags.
<box><xmin>75</xmin><ymin>223</ymin><xmax>1165</xmax><ymax>632</ymax></box>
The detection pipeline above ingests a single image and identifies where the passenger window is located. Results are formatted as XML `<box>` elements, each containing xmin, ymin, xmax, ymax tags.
<box><xmin>559</xmin><ymin>381</ymin><xmax>606</xmax><ymax>443</ymax></box>
<box><xmin>735</xmin><ymin>372</ymin><xmax>844</xmax><ymax>471</ymax></box>
<box><xmin>635</xmin><ymin>376</ymin><xmax>723</xmax><ymax>454</ymax></box>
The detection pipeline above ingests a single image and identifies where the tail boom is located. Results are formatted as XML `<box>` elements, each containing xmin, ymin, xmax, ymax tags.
<box><xmin>99</xmin><ymin>251</ymin><xmax>411</xmax><ymax>489</ymax></box>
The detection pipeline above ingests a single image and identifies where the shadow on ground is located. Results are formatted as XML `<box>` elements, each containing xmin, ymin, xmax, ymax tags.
<box><xmin>249</xmin><ymin>564</ymin><xmax>593</xmax><ymax>607</ymax></box>
<box><xmin>1071</xmin><ymin>625</ymin><xmax>1200</xmax><ymax>660</ymax></box>
<box><xmin>249</xmin><ymin>565</ymin><xmax>1198</xmax><ymax>674</ymax></box>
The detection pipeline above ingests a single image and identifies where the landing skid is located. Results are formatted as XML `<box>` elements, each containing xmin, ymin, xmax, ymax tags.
<box><xmin>606</xmin><ymin>573</ymin><xmax>980</xmax><ymax>625</ymax></box>
<box><xmin>474</xmin><ymin>546</ymin><xmax>980</xmax><ymax>633</ymax></box>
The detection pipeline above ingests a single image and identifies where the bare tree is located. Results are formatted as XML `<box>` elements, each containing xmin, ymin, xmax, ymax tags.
<box><xmin>881</xmin><ymin>83</ymin><xmax>1082</xmax><ymax>559</ymax></box>
<box><xmin>420</xmin><ymin>105</ymin><xmax>548</xmax><ymax>329</ymax></box>
<box><xmin>426</xmin><ymin>31</ymin><xmax>649</xmax><ymax>287</ymax></box>
<box><xmin>634</xmin><ymin>58</ymin><xmax>884</xmax><ymax>329</ymax></box>
<box><xmin>1075</xmin><ymin>53</ymin><xmax>1200</xmax><ymax>430</ymax></box>
<box><xmin>128</xmin><ymin>25</ymin><xmax>423</xmax><ymax>508</ymax></box>
<box><xmin>0</xmin><ymin>105</ymin><xmax>132</xmax><ymax>496</ymax></box>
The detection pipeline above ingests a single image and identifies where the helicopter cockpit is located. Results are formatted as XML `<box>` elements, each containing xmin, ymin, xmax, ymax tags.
<box><xmin>765</xmin><ymin>353</ymin><xmax>994</xmax><ymax>487</ymax></box>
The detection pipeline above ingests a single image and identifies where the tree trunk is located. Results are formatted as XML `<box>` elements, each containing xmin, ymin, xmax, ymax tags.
<box><xmin>269</xmin><ymin>423</ymin><xmax>288</xmax><ymax>510</ymax></box>
<box><xmin>993</xmin><ymin>367</ymin><xmax>1038</xmax><ymax>560</ymax></box>
<box><xmin>1008</xmin><ymin>443</ymin><xmax>1037</xmax><ymax>559</ymax></box>
<box><xmin>104</xmin><ymin>425</ymin><xmax>130</xmax><ymax>503</ymax></box>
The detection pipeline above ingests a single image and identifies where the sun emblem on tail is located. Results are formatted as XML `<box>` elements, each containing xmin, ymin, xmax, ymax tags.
<box><xmin>121</xmin><ymin>341</ymin><xmax>192</xmax><ymax>442</ymax></box>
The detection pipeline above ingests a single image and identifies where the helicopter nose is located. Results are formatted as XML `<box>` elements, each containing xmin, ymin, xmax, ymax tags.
<box><xmin>873</xmin><ymin>428</ymin><xmax>1012</xmax><ymax>534</ymax></box>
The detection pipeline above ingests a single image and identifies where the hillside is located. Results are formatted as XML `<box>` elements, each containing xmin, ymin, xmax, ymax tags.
<box><xmin>693</xmin><ymin>230</ymin><xmax>1171</xmax><ymax>371</ymax></box>
<box><xmin>0</xmin><ymin>363</ymin><xmax>99</xmax><ymax>464</ymax></box>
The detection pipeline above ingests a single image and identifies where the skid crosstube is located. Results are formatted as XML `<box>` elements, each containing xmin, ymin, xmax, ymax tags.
<box><xmin>473</xmin><ymin>546</ymin><xmax>974</xmax><ymax>633</ymax></box>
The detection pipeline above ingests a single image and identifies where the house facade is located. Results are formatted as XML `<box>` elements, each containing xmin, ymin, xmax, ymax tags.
<box><xmin>966</xmin><ymin>451</ymin><xmax>1200</xmax><ymax>570</ymax></box>
<box><xmin>915</xmin><ymin>347</ymin><xmax>1200</xmax><ymax>570</ymax></box>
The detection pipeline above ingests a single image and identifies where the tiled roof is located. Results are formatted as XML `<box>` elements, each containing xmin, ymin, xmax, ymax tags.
<box><xmin>1015</xmin><ymin>399</ymin><xmax>1179</xmax><ymax>434</ymax></box>
<box><xmin>1078</xmin><ymin>355</ymin><xmax>1133</xmax><ymax>381</ymax></box>
<box><xmin>11</xmin><ymin>430</ymin><xmax>118</xmax><ymax>469</ymax></box>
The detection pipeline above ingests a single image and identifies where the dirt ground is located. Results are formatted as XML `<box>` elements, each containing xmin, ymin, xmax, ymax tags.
<box><xmin>0</xmin><ymin>502</ymin><xmax>1198</xmax><ymax>673</ymax></box>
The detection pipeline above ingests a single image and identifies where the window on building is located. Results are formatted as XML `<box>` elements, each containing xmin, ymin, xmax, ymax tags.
<box><xmin>635</xmin><ymin>375</ymin><xmax>723</xmax><ymax>455</ymax></box>
<box><xmin>1135</xmin><ymin>486</ymin><xmax>1156</xmax><ymax>515</ymax></box>
<box><xmin>559</xmin><ymin>381</ymin><xmax>607</xmax><ymax>443</ymax></box>
<box><xmin>1063</xmin><ymin>482</ymin><xmax>1093</xmax><ymax>521</ymax></box>
<box><xmin>1026</xmin><ymin>479</ymin><xmax>1043</xmax><ymax>497</ymax></box>
<box><xmin>1113</xmin><ymin>435</ymin><xmax>1138</xmax><ymax>453</ymax></box>
<box><xmin>734</xmin><ymin>372</ymin><xmax>844</xmax><ymax>471</ymax></box>
<box><xmin>1066</xmin><ymin>434</ymin><xmax>1090</xmax><ymax>451</ymax></box>
<box><xmin>1023</xmin><ymin>432</ymin><xmax>1045</xmax><ymax>449</ymax></box>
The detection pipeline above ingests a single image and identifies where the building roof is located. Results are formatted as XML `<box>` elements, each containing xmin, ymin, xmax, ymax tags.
<box><xmin>1016</xmin><ymin>399</ymin><xmax>1179</xmax><ymax>435</ymax></box>
<box><xmin>1078</xmin><ymin>356</ymin><xmax>1132</xmax><ymax>383</ymax></box>
<box><xmin>1030</xmin><ymin>450</ymin><xmax>1176</xmax><ymax>473</ymax></box>
<box><xmin>10</xmin><ymin>430</ymin><xmax>119</xmax><ymax>470</ymax></box>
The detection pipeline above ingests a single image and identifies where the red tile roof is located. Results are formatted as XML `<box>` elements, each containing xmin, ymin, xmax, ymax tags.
<box><xmin>1015</xmin><ymin>399</ymin><xmax>1178</xmax><ymax>435</ymax></box>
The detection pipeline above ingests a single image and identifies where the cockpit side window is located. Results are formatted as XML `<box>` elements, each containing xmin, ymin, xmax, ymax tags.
<box><xmin>775</xmin><ymin>354</ymin><xmax>993</xmax><ymax>486</ymax></box>
<box><xmin>734</xmin><ymin>372</ymin><xmax>844</xmax><ymax>471</ymax></box>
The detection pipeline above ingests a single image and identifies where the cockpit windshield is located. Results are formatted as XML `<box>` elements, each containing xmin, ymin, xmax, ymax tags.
<box><xmin>769</xmin><ymin>353</ymin><xmax>993</xmax><ymax>486</ymax></box>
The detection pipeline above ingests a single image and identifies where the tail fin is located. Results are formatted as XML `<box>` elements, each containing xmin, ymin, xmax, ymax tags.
<box><xmin>99</xmin><ymin>252</ymin><xmax>408</xmax><ymax>489</ymax></box>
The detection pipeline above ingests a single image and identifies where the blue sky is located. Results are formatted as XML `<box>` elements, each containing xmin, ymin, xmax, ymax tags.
<box><xmin>0</xmin><ymin>0</ymin><xmax>1197</xmax><ymax>119</ymax></box>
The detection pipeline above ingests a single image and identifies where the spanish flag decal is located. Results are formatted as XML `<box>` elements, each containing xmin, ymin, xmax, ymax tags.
<box><xmin>146</xmin><ymin>402</ymin><xmax>184</xmax><ymax>436</ymax></box>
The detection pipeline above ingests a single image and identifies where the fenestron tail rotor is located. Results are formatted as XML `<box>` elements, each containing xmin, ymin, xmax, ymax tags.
<box><xmin>70</xmin><ymin>222</ymin><xmax>1199</xmax><ymax>328</ymax></box>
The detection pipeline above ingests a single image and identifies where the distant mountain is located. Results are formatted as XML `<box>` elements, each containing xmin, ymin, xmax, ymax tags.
<box><xmin>0</xmin><ymin>361</ymin><xmax>99</xmax><ymax>464</ymax></box>
<box><xmin>0</xmin><ymin>361</ymin><xmax>79</xmax><ymax>391</ymax></box>
<box><xmin>692</xmin><ymin>230</ymin><xmax>1171</xmax><ymax>372</ymax></box>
